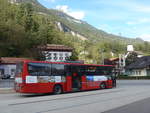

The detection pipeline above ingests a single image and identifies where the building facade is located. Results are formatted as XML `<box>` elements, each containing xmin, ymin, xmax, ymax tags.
<box><xmin>126</xmin><ymin>56</ymin><xmax>150</xmax><ymax>76</ymax></box>
<box><xmin>39</xmin><ymin>44</ymin><xmax>73</xmax><ymax>62</ymax></box>
<box><xmin>104</xmin><ymin>58</ymin><xmax>121</xmax><ymax>76</ymax></box>
<box><xmin>127</xmin><ymin>68</ymin><xmax>149</xmax><ymax>76</ymax></box>
<box><xmin>0</xmin><ymin>57</ymin><xmax>29</xmax><ymax>78</ymax></box>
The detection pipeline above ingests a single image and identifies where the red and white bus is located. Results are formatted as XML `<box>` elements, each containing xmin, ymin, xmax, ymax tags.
<box><xmin>14</xmin><ymin>60</ymin><xmax>116</xmax><ymax>94</ymax></box>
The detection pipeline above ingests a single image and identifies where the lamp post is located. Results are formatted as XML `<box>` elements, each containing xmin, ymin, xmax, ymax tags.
<box><xmin>100</xmin><ymin>49</ymin><xmax>104</xmax><ymax>65</ymax></box>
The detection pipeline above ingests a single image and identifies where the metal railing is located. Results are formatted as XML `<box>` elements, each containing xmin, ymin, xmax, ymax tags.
<box><xmin>0</xmin><ymin>79</ymin><xmax>14</xmax><ymax>88</ymax></box>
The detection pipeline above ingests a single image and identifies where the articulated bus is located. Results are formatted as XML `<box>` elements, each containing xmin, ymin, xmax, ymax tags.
<box><xmin>14</xmin><ymin>60</ymin><xmax>116</xmax><ymax>94</ymax></box>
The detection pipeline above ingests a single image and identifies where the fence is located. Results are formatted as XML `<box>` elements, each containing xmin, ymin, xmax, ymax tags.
<box><xmin>0</xmin><ymin>79</ymin><xmax>14</xmax><ymax>88</ymax></box>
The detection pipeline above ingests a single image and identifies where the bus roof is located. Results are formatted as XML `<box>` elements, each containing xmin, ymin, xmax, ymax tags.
<box><xmin>23</xmin><ymin>60</ymin><xmax>114</xmax><ymax>67</ymax></box>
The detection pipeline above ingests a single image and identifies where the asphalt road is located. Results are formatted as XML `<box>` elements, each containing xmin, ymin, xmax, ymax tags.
<box><xmin>0</xmin><ymin>80</ymin><xmax>150</xmax><ymax>113</ymax></box>
<box><xmin>103</xmin><ymin>97</ymin><xmax>150</xmax><ymax>113</ymax></box>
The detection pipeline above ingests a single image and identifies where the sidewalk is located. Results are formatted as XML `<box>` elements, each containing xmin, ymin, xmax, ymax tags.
<box><xmin>0</xmin><ymin>88</ymin><xmax>15</xmax><ymax>94</ymax></box>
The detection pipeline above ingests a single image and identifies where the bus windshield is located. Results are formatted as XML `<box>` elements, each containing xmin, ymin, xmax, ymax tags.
<box><xmin>28</xmin><ymin>63</ymin><xmax>65</xmax><ymax>76</ymax></box>
<box><xmin>15</xmin><ymin>62</ymin><xmax>23</xmax><ymax>77</ymax></box>
<box><xmin>81</xmin><ymin>66</ymin><xmax>113</xmax><ymax>75</ymax></box>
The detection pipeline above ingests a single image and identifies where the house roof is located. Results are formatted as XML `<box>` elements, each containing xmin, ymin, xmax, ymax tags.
<box><xmin>126</xmin><ymin>56</ymin><xmax>150</xmax><ymax>69</ymax></box>
<box><xmin>38</xmin><ymin>44</ymin><xmax>73</xmax><ymax>52</ymax></box>
<box><xmin>109</xmin><ymin>58</ymin><xmax>119</xmax><ymax>61</ymax></box>
<box><xmin>0</xmin><ymin>57</ymin><xmax>30</xmax><ymax>64</ymax></box>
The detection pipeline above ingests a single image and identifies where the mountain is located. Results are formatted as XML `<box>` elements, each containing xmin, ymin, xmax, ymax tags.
<box><xmin>9</xmin><ymin>0</ymin><xmax>146</xmax><ymax>45</ymax></box>
<box><xmin>1</xmin><ymin>0</ymin><xmax>149</xmax><ymax>63</ymax></box>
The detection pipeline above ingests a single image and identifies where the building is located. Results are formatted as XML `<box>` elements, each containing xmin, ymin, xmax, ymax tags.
<box><xmin>0</xmin><ymin>57</ymin><xmax>29</xmax><ymax>78</ymax></box>
<box><xmin>126</xmin><ymin>56</ymin><xmax>150</xmax><ymax>76</ymax></box>
<box><xmin>39</xmin><ymin>44</ymin><xmax>73</xmax><ymax>62</ymax></box>
<box><xmin>104</xmin><ymin>58</ymin><xmax>121</xmax><ymax>76</ymax></box>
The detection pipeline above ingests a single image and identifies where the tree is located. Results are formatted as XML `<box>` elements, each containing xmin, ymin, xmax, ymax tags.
<box><xmin>126</xmin><ymin>52</ymin><xmax>138</xmax><ymax>66</ymax></box>
<box><xmin>17</xmin><ymin>3</ymin><xmax>39</xmax><ymax>32</ymax></box>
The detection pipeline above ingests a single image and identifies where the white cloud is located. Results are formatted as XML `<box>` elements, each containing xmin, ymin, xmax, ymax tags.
<box><xmin>126</xmin><ymin>21</ymin><xmax>136</xmax><ymax>25</ymax></box>
<box><xmin>104</xmin><ymin>1</ymin><xmax>150</xmax><ymax>13</ymax></box>
<box><xmin>44</xmin><ymin>0</ymin><xmax>56</xmax><ymax>3</ymax></box>
<box><xmin>56</xmin><ymin>5</ymin><xmax>85</xmax><ymax>20</ymax></box>
<box><xmin>67</xmin><ymin>11</ymin><xmax>85</xmax><ymax>20</ymax></box>
<box><xmin>134</xmin><ymin>5</ymin><xmax>150</xmax><ymax>13</ymax></box>
<box><xmin>139</xmin><ymin>18</ymin><xmax>150</xmax><ymax>23</ymax></box>
<box><xmin>56</xmin><ymin>5</ymin><xmax>68</xmax><ymax>13</ymax></box>
<box><xmin>122</xmin><ymin>2</ymin><xmax>150</xmax><ymax>13</ymax></box>
<box><xmin>127</xmin><ymin>18</ymin><xmax>150</xmax><ymax>25</ymax></box>
<box><xmin>140</xmin><ymin>34</ymin><xmax>150</xmax><ymax>41</ymax></box>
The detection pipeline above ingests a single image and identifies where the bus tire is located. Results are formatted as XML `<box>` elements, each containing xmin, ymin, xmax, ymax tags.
<box><xmin>53</xmin><ymin>85</ymin><xmax>62</xmax><ymax>94</ymax></box>
<box><xmin>100</xmin><ymin>82</ymin><xmax>106</xmax><ymax>89</ymax></box>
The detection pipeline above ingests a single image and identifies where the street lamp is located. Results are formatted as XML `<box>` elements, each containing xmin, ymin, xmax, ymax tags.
<box><xmin>100</xmin><ymin>49</ymin><xmax>104</xmax><ymax>65</ymax></box>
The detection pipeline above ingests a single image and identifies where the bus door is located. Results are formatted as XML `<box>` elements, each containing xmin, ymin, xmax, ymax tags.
<box><xmin>64</xmin><ymin>65</ymin><xmax>72</xmax><ymax>92</ymax></box>
<box><xmin>71</xmin><ymin>66</ymin><xmax>81</xmax><ymax>91</ymax></box>
<box><xmin>72</xmin><ymin>73</ymin><xmax>81</xmax><ymax>91</ymax></box>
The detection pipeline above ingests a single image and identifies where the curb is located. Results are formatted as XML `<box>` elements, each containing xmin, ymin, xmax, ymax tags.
<box><xmin>0</xmin><ymin>88</ymin><xmax>15</xmax><ymax>94</ymax></box>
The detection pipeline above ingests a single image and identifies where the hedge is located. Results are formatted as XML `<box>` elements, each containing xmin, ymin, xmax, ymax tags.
<box><xmin>117</xmin><ymin>75</ymin><xmax>150</xmax><ymax>80</ymax></box>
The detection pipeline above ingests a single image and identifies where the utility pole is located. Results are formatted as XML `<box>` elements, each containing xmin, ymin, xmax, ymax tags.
<box><xmin>100</xmin><ymin>49</ymin><xmax>104</xmax><ymax>65</ymax></box>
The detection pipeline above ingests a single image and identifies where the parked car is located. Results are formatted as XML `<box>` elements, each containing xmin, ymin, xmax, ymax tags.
<box><xmin>1</xmin><ymin>74</ymin><xmax>11</xmax><ymax>79</ymax></box>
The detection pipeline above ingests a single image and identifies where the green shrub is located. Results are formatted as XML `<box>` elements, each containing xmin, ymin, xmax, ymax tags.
<box><xmin>117</xmin><ymin>76</ymin><xmax>150</xmax><ymax>80</ymax></box>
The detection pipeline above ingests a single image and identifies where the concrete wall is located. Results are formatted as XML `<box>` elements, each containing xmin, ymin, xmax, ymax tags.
<box><xmin>127</xmin><ymin>68</ymin><xmax>147</xmax><ymax>76</ymax></box>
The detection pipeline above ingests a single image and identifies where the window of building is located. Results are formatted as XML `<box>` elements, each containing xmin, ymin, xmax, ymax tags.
<box><xmin>136</xmin><ymin>71</ymin><xmax>138</xmax><ymax>75</ymax></box>
<box><xmin>0</xmin><ymin>69</ymin><xmax>4</xmax><ymax>75</ymax></box>
<box><xmin>65</xmin><ymin>57</ymin><xmax>69</xmax><ymax>60</ymax></box>
<box><xmin>59</xmin><ymin>53</ymin><xmax>63</xmax><ymax>56</ymax></box>
<box><xmin>54</xmin><ymin>53</ymin><xmax>57</xmax><ymax>57</ymax></box>
<box><xmin>48</xmin><ymin>56</ymin><xmax>52</xmax><ymax>60</ymax></box>
<box><xmin>59</xmin><ymin>57</ymin><xmax>63</xmax><ymax>60</ymax></box>
<box><xmin>54</xmin><ymin>57</ymin><xmax>58</xmax><ymax>60</ymax></box>
<box><xmin>11</xmin><ymin>69</ymin><xmax>15</xmax><ymax>75</ymax></box>
<box><xmin>65</xmin><ymin>53</ymin><xmax>69</xmax><ymax>57</ymax></box>
<box><xmin>47</xmin><ymin>53</ymin><xmax>51</xmax><ymax>57</ymax></box>
<box><xmin>53</xmin><ymin>53</ymin><xmax>58</xmax><ymax>60</ymax></box>
<box><xmin>139</xmin><ymin>71</ymin><xmax>141</xmax><ymax>75</ymax></box>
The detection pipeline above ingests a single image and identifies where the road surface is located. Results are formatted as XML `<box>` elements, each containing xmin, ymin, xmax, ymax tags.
<box><xmin>0</xmin><ymin>80</ymin><xmax>150</xmax><ymax>113</ymax></box>
<box><xmin>103</xmin><ymin>97</ymin><xmax>150</xmax><ymax>113</ymax></box>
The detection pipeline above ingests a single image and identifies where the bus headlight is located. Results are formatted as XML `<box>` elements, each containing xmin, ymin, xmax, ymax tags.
<box><xmin>15</xmin><ymin>77</ymin><xmax>22</xmax><ymax>83</ymax></box>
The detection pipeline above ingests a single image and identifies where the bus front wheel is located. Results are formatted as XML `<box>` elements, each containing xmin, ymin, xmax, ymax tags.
<box><xmin>100</xmin><ymin>82</ymin><xmax>106</xmax><ymax>89</ymax></box>
<box><xmin>53</xmin><ymin>85</ymin><xmax>62</xmax><ymax>94</ymax></box>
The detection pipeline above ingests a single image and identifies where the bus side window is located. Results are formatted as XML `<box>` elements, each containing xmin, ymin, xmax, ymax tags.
<box><xmin>96</xmin><ymin>66</ymin><xmax>112</xmax><ymax>75</ymax></box>
<box><xmin>85</xmin><ymin>66</ymin><xmax>97</xmax><ymax>75</ymax></box>
<box><xmin>96</xmin><ymin>66</ymin><xmax>105</xmax><ymax>75</ymax></box>
<box><xmin>79</xmin><ymin>66</ymin><xmax>85</xmax><ymax>75</ymax></box>
<box><xmin>28</xmin><ymin>63</ymin><xmax>51</xmax><ymax>76</ymax></box>
<box><xmin>52</xmin><ymin>64</ymin><xmax>64</xmax><ymax>76</ymax></box>
<box><xmin>70</xmin><ymin>65</ymin><xmax>80</xmax><ymax>75</ymax></box>
<box><xmin>65</xmin><ymin>65</ymin><xmax>71</xmax><ymax>76</ymax></box>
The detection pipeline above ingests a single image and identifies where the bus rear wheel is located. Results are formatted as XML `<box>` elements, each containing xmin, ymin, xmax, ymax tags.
<box><xmin>53</xmin><ymin>85</ymin><xmax>62</xmax><ymax>94</ymax></box>
<box><xmin>100</xmin><ymin>82</ymin><xmax>106</xmax><ymax>89</ymax></box>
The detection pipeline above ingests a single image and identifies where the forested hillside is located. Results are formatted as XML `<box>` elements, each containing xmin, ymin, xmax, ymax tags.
<box><xmin>0</xmin><ymin>0</ymin><xmax>150</xmax><ymax>64</ymax></box>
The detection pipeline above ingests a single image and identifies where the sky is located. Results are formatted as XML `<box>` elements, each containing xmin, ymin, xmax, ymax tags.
<box><xmin>38</xmin><ymin>0</ymin><xmax>150</xmax><ymax>41</ymax></box>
